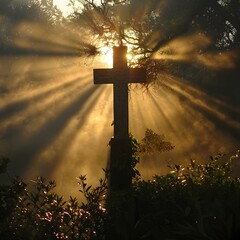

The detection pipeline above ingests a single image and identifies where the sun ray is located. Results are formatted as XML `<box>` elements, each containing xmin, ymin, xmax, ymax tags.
<box><xmin>153</xmin><ymin>33</ymin><xmax>239</xmax><ymax>70</ymax></box>
<box><xmin>24</xmin><ymin>84</ymin><xmax>107</xmax><ymax>180</ymax></box>
<box><xmin>1</xmin><ymin>1</ymin><xmax>239</xmax><ymax>197</ymax></box>
<box><xmin>0</xmin><ymin>58</ymin><xmax>91</xmax><ymax>129</ymax></box>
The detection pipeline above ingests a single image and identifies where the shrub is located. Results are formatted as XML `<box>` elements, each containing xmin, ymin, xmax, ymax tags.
<box><xmin>1</xmin><ymin>152</ymin><xmax>240</xmax><ymax>240</ymax></box>
<box><xmin>132</xmin><ymin>153</ymin><xmax>240</xmax><ymax>240</ymax></box>
<box><xmin>0</xmin><ymin>173</ymin><xmax>107</xmax><ymax>240</ymax></box>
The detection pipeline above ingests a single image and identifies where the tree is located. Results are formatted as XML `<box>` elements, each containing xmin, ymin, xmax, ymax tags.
<box><xmin>66</xmin><ymin>0</ymin><xmax>239</xmax><ymax>82</ymax></box>
<box><xmin>2</xmin><ymin>0</ymin><xmax>239</xmax><ymax>72</ymax></box>
<box><xmin>0</xmin><ymin>0</ymin><xmax>63</xmax><ymax>23</ymax></box>
<box><xmin>0</xmin><ymin>0</ymin><xmax>97</xmax><ymax>57</ymax></box>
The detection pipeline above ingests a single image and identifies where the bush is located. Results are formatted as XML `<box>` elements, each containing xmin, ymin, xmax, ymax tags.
<box><xmin>1</xmin><ymin>153</ymin><xmax>240</xmax><ymax>240</ymax></box>
<box><xmin>0</xmin><ymin>170</ymin><xmax>108</xmax><ymax>240</ymax></box>
<box><xmin>132</xmin><ymin>153</ymin><xmax>240</xmax><ymax>240</ymax></box>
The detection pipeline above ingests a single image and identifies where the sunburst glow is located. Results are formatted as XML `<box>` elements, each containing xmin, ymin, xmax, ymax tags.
<box><xmin>99</xmin><ymin>46</ymin><xmax>113</xmax><ymax>66</ymax></box>
<box><xmin>1</xmin><ymin>45</ymin><xmax>238</xmax><ymax>197</ymax></box>
<box><xmin>99</xmin><ymin>45</ymin><xmax>139</xmax><ymax>67</ymax></box>
<box><xmin>53</xmin><ymin>0</ymin><xmax>72</xmax><ymax>16</ymax></box>
<box><xmin>0</xmin><ymin>0</ymin><xmax>239</xmax><ymax>197</ymax></box>
<box><xmin>153</xmin><ymin>33</ymin><xmax>238</xmax><ymax>70</ymax></box>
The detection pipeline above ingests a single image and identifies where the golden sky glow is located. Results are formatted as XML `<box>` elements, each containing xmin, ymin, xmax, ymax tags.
<box><xmin>53</xmin><ymin>0</ymin><xmax>103</xmax><ymax>16</ymax></box>
<box><xmin>99</xmin><ymin>46</ymin><xmax>113</xmax><ymax>66</ymax></box>
<box><xmin>1</xmin><ymin>50</ymin><xmax>239</xmax><ymax>197</ymax></box>
<box><xmin>153</xmin><ymin>33</ymin><xmax>238</xmax><ymax>70</ymax></box>
<box><xmin>99</xmin><ymin>44</ymin><xmax>137</xmax><ymax>67</ymax></box>
<box><xmin>53</xmin><ymin>0</ymin><xmax>72</xmax><ymax>16</ymax></box>
<box><xmin>0</xmin><ymin>13</ymin><xmax>239</xmax><ymax>197</ymax></box>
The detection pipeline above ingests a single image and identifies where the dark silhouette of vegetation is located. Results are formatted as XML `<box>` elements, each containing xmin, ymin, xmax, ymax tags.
<box><xmin>0</xmin><ymin>170</ymin><xmax>108</xmax><ymax>240</ymax></box>
<box><xmin>0</xmin><ymin>0</ymin><xmax>63</xmax><ymax>23</ymax></box>
<box><xmin>138</xmin><ymin>128</ymin><xmax>174</xmax><ymax>155</ymax></box>
<box><xmin>67</xmin><ymin>0</ymin><xmax>240</xmax><ymax>115</ymax></box>
<box><xmin>67</xmin><ymin>0</ymin><xmax>240</xmax><ymax>79</ymax></box>
<box><xmin>2</xmin><ymin>0</ymin><xmax>238</xmax><ymax>79</ymax></box>
<box><xmin>1</xmin><ymin>149</ymin><xmax>240</xmax><ymax>239</ymax></box>
<box><xmin>0</xmin><ymin>0</ymin><xmax>97</xmax><ymax>57</ymax></box>
<box><xmin>133</xmin><ymin>153</ymin><xmax>240</xmax><ymax>240</ymax></box>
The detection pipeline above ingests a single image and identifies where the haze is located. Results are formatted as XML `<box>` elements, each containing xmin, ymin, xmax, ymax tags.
<box><xmin>0</xmin><ymin>0</ymin><xmax>239</xmax><ymax>197</ymax></box>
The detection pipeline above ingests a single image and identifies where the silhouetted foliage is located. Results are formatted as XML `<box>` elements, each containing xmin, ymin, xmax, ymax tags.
<box><xmin>0</xmin><ymin>0</ymin><xmax>97</xmax><ymax>57</ymax></box>
<box><xmin>1</xmin><ymin>0</ymin><xmax>239</xmax><ymax>80</ymax></box>
<box><xmin>68</xmin><ymin>0</ymin><xmax>240</xmax><ymax>81</ymax></box>
<box><xmin>0</xmin><ymin>157</ymin><xmax>10</xmax><ymax>175</ymax></box>
<box><xmin>0</xmin><ymin>174</ymin><xmax>108</xmax><ymax>240</ymax></box>
<box><xmin>133</xmin><ymin>153</ymin><xmax>240</xmax><ymax>240</ymax></box>
<box><xmin>1</xmin><ymin>152</ymin><xmax>240</xmax><ymax>239</ymax></box>
<box><xmin>138</xmin><ymin>128</ymin><xmax>174</xmax><ymax>154</ymax></box>
<box><xmin>0</xmin><ymin>0</ymin><xmax>63</xmax><ymax>23</ymax></box>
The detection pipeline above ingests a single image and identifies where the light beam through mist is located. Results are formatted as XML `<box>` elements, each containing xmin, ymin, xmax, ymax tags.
<box><xmin>153</xmin><ymin>33</ymin><xmax>239</xmax><ymax>70</ymax></box>
<box><xmin>1</xmin><ymin>53</ymin><xmax>239</xmax><ymax>197</ymax></box>
<box><xmin>0</xmin><ymin>2</ymin><xmax>239</xmax><ymax>197</ymax></box>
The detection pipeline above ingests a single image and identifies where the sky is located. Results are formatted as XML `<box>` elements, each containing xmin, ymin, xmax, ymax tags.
<box><xmin>53</xmin><ymin>0</ymin><xmax>102</xmax><ymax>16</ymax></box>
<box><xmin>53</xmin><ymin>0</ymin><xmax>73</xmax><ymax>16</ymax></box>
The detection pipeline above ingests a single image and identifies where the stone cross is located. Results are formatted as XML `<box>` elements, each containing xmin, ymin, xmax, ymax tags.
<box><xmin>94</xmin><ymin>45</ymin><xmax>146</xmax><ymax>140</ymax></box>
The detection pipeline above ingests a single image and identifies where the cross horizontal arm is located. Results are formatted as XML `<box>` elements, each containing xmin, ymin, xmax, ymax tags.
<box><xmin>94</xmin><ymin>68</ymin><xmax>146</xmax><ymax>84</ymax></box>
<box><xmin>94</xmin><ymin>69</ymin><xmax>129</xmax><ymax>84</ymax></box>
<box><xmin>130</xmin><ymin>68</ymin><xmax>146</xmax><ymax>84</ymax></box>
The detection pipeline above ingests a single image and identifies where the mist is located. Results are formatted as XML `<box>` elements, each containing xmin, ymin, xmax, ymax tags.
<box><xmin>1</xmin><ymin>54</ymin><xmax>239</xmax><ymax>196</ymax></box>
<box><xmin>0</xmin><ymin>0</ymin><xmax>239</xmax><ymax>197</ymax></box>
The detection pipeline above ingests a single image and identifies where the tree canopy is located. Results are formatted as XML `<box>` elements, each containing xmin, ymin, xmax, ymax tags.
<box><xmin>0</xmin><ymin>0</ymin><xmax>239</xmax><ymax>81</ymax></box>
<box><xmin>68</xmin><ymin>0</ymin><xmax>239</xmax><ymax>61</ymax></box>
<box><xmin>1</xmin><ymin>1</ymin><xmax>239</xmax><ymax>58</ymax></box>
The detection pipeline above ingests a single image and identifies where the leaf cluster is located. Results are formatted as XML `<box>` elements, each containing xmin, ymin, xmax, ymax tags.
<box><xmin>132</xmin><ymin>153</ymin><xmax>240</xmax><ymax>240</ymax></box>
<box><xmin>138</xmin><ymin>128</ymin><xmax>174</xmax><ymax>155</ymax></box>
<box><xmin>0</xmin><ymin>174</ymin><xmax>108</xmax><ymax>240</ymax></box>
<box><xmin>1</xmin><ymin>152</ymin><xmax>240</xmax><ymax>239</ymax></box>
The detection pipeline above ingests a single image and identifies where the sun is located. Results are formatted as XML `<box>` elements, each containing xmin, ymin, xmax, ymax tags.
<box><xmin>99</xmin><ymin>45</ymin><xmax>138</xmax><ymax>67</ymax></box>
<box><xmin>99</xmin><ymin>46</ymin><xmax>113</xmax><ymax>66</ymax></box>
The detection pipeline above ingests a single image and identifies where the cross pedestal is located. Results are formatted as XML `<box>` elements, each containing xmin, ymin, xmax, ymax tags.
<box><xmin>94</xmin><ymin>46</ymin><xmax>146</xmax><ymax>192</ymax></box>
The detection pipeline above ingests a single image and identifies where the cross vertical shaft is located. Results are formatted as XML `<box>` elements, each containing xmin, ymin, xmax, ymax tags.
<box><xmin>110</xmin><ymin>46</ymin><xmax>131</xmax><ymax>192</ymax></box>
<box><xmin>93</xmin><ymin>45</ymin><xmax>146</xmax><ymax>192</ymax></box>
<box><xmin>113</xmin><ymin>46</ymin><xmax>129</xmax><ymax>139</ymax></box>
